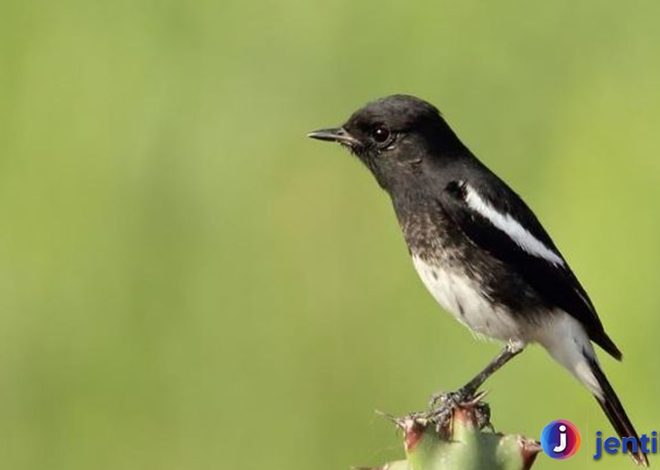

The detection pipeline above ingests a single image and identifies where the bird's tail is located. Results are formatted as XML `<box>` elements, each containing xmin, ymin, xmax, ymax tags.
<box><xmin>587</xmin><ymin>356</ymin><xmax>649</xmax><ymax>467</ymax></box>
<box><xmin>538</xmin><ymin>314</ymin><xmax>648</xmax><ymax>466</ymax></box>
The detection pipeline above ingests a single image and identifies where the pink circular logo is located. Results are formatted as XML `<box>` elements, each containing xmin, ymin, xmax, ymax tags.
<box><xmin>541</xmin><ymin>419</ymin><xmax>581</xmax><ymax>459</ymax></box>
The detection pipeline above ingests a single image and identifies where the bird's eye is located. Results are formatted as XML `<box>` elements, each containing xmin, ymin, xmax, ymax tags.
<box><xmin>371</xmin><ymin>126</ymin><xmax>390</xmax><ymax>143</ymax></box>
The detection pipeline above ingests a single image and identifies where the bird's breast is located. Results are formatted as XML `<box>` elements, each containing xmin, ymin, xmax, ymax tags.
<box><xmin>410</xmin><ymin>253</ymin><xmax>524</xmax><ymax>342</ymax></box>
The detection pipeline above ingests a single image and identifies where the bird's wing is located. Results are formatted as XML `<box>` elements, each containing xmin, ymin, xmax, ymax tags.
<box><xmin>438</xmin><ymin>179</ymin><xmax>621</xmax><ymax>359</ymax></box>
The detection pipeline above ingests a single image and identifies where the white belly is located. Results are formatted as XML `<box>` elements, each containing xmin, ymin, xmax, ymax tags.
<box><xmin>411</xmin><ymin>255</ymin><xmax>524</xmax><ymax>342</ymax></box>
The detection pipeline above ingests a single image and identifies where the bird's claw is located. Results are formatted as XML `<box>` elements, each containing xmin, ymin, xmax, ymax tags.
<box><xmin>426</xmin><ymin>388</ymin><xmax>490</xmax><ymax>433</ymax></box>
<box><xmin>428</xmin><ymin>388</ymin><xmax>474</xmax><ymax>410</ymax></box>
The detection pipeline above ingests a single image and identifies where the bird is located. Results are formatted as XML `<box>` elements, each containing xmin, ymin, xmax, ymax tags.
<box><xmin>307</xmin><ymin>94</ymin><xmax>648</xmax><ymax>466</ymax></box>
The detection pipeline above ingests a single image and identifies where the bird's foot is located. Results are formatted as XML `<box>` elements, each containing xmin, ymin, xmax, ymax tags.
<box><xmin>425</xmin><ymin>388</ymin><xmax>490</xmax><ymax>433</ymax></box>
<box><xmin>428</xmin><ymin>387</ymin><xmax>474</xmax><ymax>410</ymax></box>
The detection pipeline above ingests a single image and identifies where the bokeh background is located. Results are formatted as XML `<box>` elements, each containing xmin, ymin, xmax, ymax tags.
<box><xmin>0</xmin><ymin>1</ymin><xmax>658</xmax><ymax>469</ymax></box>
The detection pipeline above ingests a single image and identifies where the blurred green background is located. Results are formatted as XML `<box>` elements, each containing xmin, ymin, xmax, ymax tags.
<box><xmin>0</xmin><ymin>1</ymin><xmax>658</xmax><ymax>469</ymax></box>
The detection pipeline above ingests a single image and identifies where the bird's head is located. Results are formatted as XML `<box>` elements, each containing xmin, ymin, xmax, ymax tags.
<box><xmin>308</xmin><ymin>95</ymin><xmax>465</xmax><ymax>192</ymax></box>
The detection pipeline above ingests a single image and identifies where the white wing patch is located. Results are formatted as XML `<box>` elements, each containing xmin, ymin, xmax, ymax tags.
<box><xmin>464</xmin><ymin>184</ymin><xmax>565</xmax><ymax>267</ymax></box>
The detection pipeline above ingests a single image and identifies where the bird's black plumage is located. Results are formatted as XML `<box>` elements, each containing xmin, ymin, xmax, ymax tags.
<box><xmin>308</xmin><ymin>94</ymin><xmax>647</xmax><ymax>466</ymax></box>
<box><xmin>438</xmin><ymin>168</ymin><xmax>622</xmax><ymax>360</ymax></box>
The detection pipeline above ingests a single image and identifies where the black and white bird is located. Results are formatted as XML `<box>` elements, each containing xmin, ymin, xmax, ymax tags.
<box><xmin>308</xmin><ymin>94</ymin><xmax>647</xmax><ymax>466</ymax></box>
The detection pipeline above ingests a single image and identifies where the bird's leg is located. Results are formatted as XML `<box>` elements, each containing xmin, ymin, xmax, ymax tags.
<box><xmin>457</xmin><ymin>342</ymin><xmax>524</xmax><ymax>398</ymax></box>
<box><xmin>429</xmin><ymin>342</ymin><xmax>524</xmax><ymax>410</ymax></box>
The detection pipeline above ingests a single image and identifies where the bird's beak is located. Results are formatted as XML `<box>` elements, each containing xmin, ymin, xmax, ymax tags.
<box><xmin>307</xmin><ymin>127</ymin><xmax>361</xmax><ymax>147</ymax></box>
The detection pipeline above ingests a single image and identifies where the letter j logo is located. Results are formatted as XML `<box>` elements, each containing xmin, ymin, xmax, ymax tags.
<box><xmin>541</xmin><ymin>420</ymin><xmax>581</xmax><ymax>459</ymax></box>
